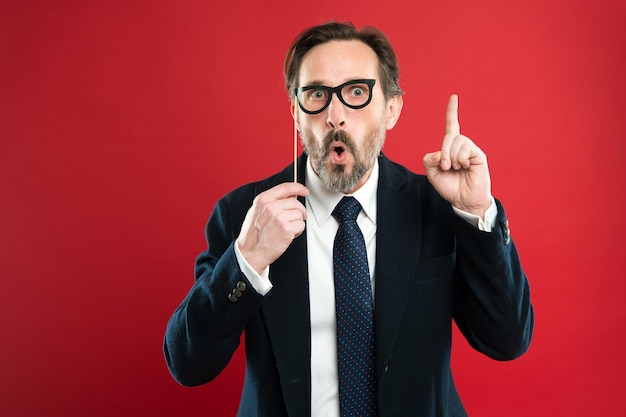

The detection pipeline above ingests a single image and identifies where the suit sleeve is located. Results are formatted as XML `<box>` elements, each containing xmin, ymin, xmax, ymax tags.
<box><xmin>163</xmin><ymin>196</ymin><xmax>264</xmax><ymax>386</ymax></box>
<box><xmin>452</xmin><ymin>199</ymin><xmax>534</xmax><ymax>361</ymax></box>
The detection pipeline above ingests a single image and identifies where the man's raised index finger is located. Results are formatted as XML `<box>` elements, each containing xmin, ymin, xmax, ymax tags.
<box><xmin>445</xmin><ymin>94</ymin><xmax>460</xmax><ymax>136</ymax></box>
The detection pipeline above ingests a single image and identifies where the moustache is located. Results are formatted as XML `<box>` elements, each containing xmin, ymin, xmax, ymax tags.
<box><xmin>323</xmin><ymin>130</ymin><xmax>356</xmax><ymax>152</ymax></box>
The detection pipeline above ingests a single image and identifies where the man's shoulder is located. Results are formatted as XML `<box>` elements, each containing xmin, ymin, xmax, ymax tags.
<box><xmin>378</xmin><ymin>154</ymin><xmax>431</xmax><ymax>190</ymax></box>
<box><xmin>378</xmin><ymin>155</ymin><xmax>449</xmax><ymax>214</ymax></box>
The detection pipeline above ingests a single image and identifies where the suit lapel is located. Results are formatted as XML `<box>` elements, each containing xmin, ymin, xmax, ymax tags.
<box><xmin>257</xmin><ymin>155</ymin><xmax>312</xmax><ymax>417</ymax></box>
<box><xmin>374</xmin><ymin>156</ymin><xmax>423</xmax><ymax>370</ymax></box>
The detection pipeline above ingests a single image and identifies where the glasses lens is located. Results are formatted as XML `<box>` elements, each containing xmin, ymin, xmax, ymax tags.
<box><xmin>340</xmin><ymin>81</ymin><xmax>372</xmax><ymax>107</ymax></box>
<box><xmin>298</xmin><ymin>88</ymin><xmax>329</xmax><ymax>113</ymax></box>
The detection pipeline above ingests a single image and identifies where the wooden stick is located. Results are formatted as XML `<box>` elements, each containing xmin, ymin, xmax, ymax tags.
<box><xmin>293</xmin><ymin>106</ymin><xmax>298</xmax><ymax>183</ymax></box>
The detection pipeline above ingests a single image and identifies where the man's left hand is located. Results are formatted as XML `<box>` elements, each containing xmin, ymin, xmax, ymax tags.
<box><xmin>423</xmin><ymin>94</ymin><xmax>492</xmax><ymax>218</ymax></box>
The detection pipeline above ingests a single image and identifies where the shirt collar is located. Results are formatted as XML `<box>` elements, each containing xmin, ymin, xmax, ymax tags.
<box><xmin>305</xmin><ymin>156</ymin><xmax>379</xmax><ymax>227</ymax></box>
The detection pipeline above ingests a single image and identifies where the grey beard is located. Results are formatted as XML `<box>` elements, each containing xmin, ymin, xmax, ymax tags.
<box><xmin>309</xmin><ymin>130</ymin><xmax>378</xmax><ymax>194</ymax></box>
<box><xmin>316</xmin><ymin>155</ymin><xmax>367</xmax><ymax>194</ymax></box>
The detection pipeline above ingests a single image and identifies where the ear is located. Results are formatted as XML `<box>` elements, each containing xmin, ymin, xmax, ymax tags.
<box><xmin>385</xmin><ymin>95</ymin><xmax>403</xmax><ymax>130</ymax></box>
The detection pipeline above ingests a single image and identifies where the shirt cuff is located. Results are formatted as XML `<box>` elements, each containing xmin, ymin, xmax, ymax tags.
<box><xmin>452</xmin><ymin>197</ymin><xmax>498</xmax><ymax>232</ymax></box>
<box><xmin>234</xmin><ymin>241</ymin><xmax>273</xmax><ymax>296</ymax></box>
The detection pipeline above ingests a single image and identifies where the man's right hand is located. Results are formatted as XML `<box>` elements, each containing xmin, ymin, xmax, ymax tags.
<box><xmin>236</xmin><ymin>182</ymin><xmax>309</xmax><ymax>275</ymax></box>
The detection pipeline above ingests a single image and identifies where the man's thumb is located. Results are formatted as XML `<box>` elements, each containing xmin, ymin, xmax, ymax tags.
<box><xmin>423</xmin><ymin>151</ymin><xmax>442</xmax><ymax>175</ymax></box>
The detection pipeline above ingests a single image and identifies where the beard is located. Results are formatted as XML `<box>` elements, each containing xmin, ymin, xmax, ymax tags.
<box><xmin>301</xmin><ymin>124</ymin><xmax>386</xmax><ymax>193</ymax></box>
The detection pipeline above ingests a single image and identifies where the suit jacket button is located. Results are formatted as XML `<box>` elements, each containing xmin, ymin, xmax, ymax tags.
<box><xmin>233</xmin><ymin>288</ymin><xmax>243</xmax><ymax>298</ymax></box>
<box><xmin>228</xmin><ymin>293</ymin><xmax>238</xmax><ymax>303</ymax></box>
<box><xmin>236</xmin><ymin>281</ymin><xmax>247</xmax><ymax>292</ymax></box>
<box><xmin>503</xmin><ymin>219</ymin><xmax>511</xmax><ymax>245</ymax></box>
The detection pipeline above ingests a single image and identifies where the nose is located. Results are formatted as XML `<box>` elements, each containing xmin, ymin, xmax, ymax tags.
<box><xmin>326</xmin><ymin>93</ymin><xmax>346</xmax><ymax>129</ymax></box>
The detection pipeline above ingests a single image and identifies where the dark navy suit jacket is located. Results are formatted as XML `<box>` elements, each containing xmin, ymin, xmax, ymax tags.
<box><xmin>164</xmin><ymin>154</ymin><xmax>534</xmax><ymax>417</ymax></box>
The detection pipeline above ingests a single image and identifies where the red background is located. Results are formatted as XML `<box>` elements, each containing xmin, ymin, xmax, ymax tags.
<box><xmin>1</xmin><ymin>1</ymin><xmax>625</xmax><ymax>416</ymax></box>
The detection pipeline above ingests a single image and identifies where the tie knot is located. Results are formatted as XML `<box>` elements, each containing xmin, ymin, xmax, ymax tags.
<box><xmin>332</xmin><ymin>196</ymin><xmax>362</xmax><ymax>223</ymax></box>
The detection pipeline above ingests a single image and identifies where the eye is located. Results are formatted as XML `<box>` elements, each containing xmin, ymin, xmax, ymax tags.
<box><xmin>309</xmin><ymin>89</ymin><xmax>327</xmax><ymax>100</ymax></box>
<box><xmin>350</xmin><ymin>86</ymin><xmax>366</xmax><ymax>97</ymax></box>
<box><xmin>346</xmin><ymin>84</ymin><xmax>370</xmax><ymax>99</ymax></box>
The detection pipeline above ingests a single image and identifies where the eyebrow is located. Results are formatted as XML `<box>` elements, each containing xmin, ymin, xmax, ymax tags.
<box><xmin>302</xmin><ymin>77</ymin><xmax>372</xmax><ymax>87</ymax></box>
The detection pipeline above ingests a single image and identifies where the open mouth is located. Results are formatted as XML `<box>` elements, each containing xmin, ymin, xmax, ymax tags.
<box><xmin>329</xmin><ymin>142</ymin><xmax>349</xmax><ymax>164</ymax></box>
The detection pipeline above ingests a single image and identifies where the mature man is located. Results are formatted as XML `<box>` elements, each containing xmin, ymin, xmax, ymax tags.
<box><xmin>164</xmin><ymin>21</ymin><xmax>533</xmax><ymax>417</ymax></box>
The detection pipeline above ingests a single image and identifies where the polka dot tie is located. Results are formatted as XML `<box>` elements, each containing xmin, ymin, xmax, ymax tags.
<box><xmin>332</xmin><ymin>197</ymin><xmax>378</xmax><ymax>417</ymax></box>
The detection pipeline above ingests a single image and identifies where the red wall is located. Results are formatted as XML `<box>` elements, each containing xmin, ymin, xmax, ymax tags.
<box><xmin>1</xmin><ymin>1</ymin><xmax>624</xmax><ymax>416</ymax></box>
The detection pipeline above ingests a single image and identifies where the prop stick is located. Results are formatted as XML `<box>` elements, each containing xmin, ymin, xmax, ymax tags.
<box><xmin>293</xmin><ymin>104</ymin><xmax>298</xmax><ymax>183</ymax></box>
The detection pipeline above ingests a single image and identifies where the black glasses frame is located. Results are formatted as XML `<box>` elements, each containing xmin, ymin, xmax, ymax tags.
<box><xmin>294</xmin><ymin>79</ymin><xmax>376</xmax><ymax>115</ymax></box>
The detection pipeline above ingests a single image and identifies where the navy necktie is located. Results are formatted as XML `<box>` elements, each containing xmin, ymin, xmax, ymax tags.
<box><xmin>332</xmin><ymin>196</ymin><xmax>377</xmax><ymax>417</ymax></box>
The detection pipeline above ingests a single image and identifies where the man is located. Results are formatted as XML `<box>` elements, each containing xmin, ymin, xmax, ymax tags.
<box><xmin>164</xmin><ymin>21</ymin><xmax>533</xmax><ymax>417</ymax></box>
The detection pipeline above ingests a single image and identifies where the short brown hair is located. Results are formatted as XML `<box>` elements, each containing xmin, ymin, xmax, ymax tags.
<box><xmin>284</xmin><ymin>21</ymin><xmax>404</xmax><ymax>100</ymax></box>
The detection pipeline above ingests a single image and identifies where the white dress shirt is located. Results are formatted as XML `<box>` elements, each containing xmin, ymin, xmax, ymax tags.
<box><xmin>234</xmin><ymin>157</ymin><xmax>497</xmax><ymax>417</ymax></box>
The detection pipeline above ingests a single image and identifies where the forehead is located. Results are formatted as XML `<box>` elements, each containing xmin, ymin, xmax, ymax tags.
<box><xmin>298</xmin><ymin>40</ymin><xmax>379</xmax><ymax>85</ymax></box>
